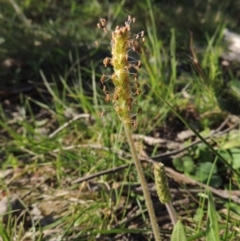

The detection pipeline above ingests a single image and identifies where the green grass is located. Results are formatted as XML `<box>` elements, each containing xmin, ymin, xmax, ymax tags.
<box><xmin>1</xmin><ymin>0</ymin><xmax>240</xmax><ymax>240</ymax></box>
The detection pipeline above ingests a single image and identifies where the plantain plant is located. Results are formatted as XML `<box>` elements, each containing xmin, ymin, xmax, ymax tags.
<box><xmin>96</xmin><ymin>15</ymin><xmax>179</xmax><ymax>241</ymax></box>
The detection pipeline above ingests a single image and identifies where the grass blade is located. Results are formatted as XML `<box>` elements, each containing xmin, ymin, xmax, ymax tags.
<box><xmin>206</xmin><ymin>191</ymin><xmax>220</xmax><ymax>241</ymax></box>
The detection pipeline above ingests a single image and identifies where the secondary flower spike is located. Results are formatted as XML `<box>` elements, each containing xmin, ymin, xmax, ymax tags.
<box><xmin>154</xmin><ymin>162</ymin><xmax>172</xmax><ymax>204</ymax></box>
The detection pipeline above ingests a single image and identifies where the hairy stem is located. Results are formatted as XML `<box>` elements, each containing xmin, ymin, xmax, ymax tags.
<box><xmin>165</xmin><ymin>202</ymin><xmax>178</xmax><ymax>225</ymax></box>
<box><xmin>124</xmin><ymin>123</ymin><xmax>161</xmax><ymax>241</ymax></box>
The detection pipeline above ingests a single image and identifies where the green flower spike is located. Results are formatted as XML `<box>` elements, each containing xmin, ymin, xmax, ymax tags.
<box><xmin>154</xmin><ymin>162</ymin><xmax>172</xmax><ymax>204</ymax></box>
<box><xmin>154</xmin><ymin>163</ymin><xmax>178</xmax><ymax>224</ymax></box>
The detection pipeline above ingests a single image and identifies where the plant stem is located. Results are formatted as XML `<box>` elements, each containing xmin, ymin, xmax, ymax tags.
<box><xmin>165</xmin><ymin>202</ymin><xmax>178</xmax><ymax>225</ymax></box>
<box><xmin>123</xmin><ymin>123</ymin><xmax>161</xmax><ymax>241</ymax></box>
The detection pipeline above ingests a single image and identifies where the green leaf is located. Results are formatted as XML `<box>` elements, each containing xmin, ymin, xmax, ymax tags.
<box><xmin>206</xmin><ymin>191</ymin><xmax>220</xmax><ymax>241</ymax></box>
<box><xmin>193</xmin><ymin>208</ymin><xmax>205</xmax><ymax>223</ymax></box>
<box><xmin>0</xmin><ymin>221</ymin><xmax>10</xmax><ymax>241</ymax></box>
<box><xmin>195</xmin><ymin>146</ymin><xmax>212</xmax><ymax>163</ymax></box>
<box><xmin>209</xmin><ymin>175</ymin><xmax>222</xmax><ymax>188</ymax></box>
<box><xmin>195</xmin><ymin>162</ymin><xmax>217</xmax><ymax>182</ymax></box>
<box><xmin>173</xmin><ymin>156</ymin><xmax>194</xmax><ymax>173</ymax></box>
<box><xmin>222</xmin><ymin>139</ymin><xmax>240</xmax><ymax>150</ymax></box>
<box><xmin>229</xmin><ymin>148</ymin><xmax>240</xmax><ymax>169</ymax></box>
<box><xmin>226</xmin><ymin>202</ymin><xmax>240</xmax><ymax>216</ymax></box>
<box><xmin>171</xmin><ymin>221</ymin><xmax>187</xmax><ymax>241</ymax></box>
<box><xmin>172</xmin><ymin>158</ymin><xmax>184</xmax><ymax>172</ymax></box>
<box><xmin>218</xmin><ymin>148</ymin><xmax>240</xmax><ymax>170</ymax></box>
<box><xmin>183</xmin><ymin>156</ymin><xmax>195</xmax><ymax>173</ymax></box>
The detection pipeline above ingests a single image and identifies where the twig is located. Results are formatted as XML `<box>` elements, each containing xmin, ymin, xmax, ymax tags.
<box><xmin>165</xmin><ymin>166</ymin><xmax>240</xmax><ymax>204</ymax></box>
<box><xmin>72</xmin><ymin>163</ymin><xmax>131</xmax><ymax>184</ymax></box>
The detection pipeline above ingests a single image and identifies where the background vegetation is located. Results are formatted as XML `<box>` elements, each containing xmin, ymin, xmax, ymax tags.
<box><xmin>1</xmin><ymin>0</ymin><xmax>240</xmax><ymax>240</ymax></box>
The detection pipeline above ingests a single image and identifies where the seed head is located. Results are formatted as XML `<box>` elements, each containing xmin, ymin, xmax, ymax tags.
<box><xmin>97</xmin><ymin>16</ymin><xmax>145</xmax><ymax>126</ymax></box>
